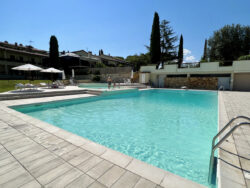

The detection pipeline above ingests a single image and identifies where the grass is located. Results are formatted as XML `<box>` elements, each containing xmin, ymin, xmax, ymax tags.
<box><xmin>0</xmin><ymin>80</ymin><xmax>52</xmax><ymax>93</ymax></box>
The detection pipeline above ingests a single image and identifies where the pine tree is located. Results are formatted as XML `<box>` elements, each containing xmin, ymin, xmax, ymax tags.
<box><xmin>177</xmin><ymin>35</ymin><xmax>183</xmax><ymax>68</ymax></box>
<box><xmin>150</xmin><ymin>12</ymin><xmax>161</xmax><ymax>67</ymax></box>
<box><xmin>49</xmin><ymin>35</ymin><xmax>59</xmax><ymax>68</ymax></box>
<box><xmin>160</xmin><ymin>20</ymin><xmax>178</xmax><ymax>62</ymax></box>
<box><xmin>202</xmin><ymin>39</ymin><xmax>208</xmax><ymax>61</ymax></box>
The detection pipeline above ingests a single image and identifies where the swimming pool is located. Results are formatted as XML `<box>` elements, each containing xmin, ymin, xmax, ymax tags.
<box><xmin>13</xmin><ymin>89</ymin><xmax>218</xmax><ymax>186</ymax></box>
<box><xmin>79</xmin><ymin>83</ymin><xmax>108</xmax><ymax>89</ymax></box>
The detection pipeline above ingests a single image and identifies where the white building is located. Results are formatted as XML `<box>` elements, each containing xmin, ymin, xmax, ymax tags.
<box><xmin>139</xmin><ymin>60</ymin><xmax>250</xmax><ymax>91</ymax></box>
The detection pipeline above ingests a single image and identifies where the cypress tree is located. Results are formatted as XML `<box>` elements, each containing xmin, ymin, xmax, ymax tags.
<box><xmin>202</xmin><ymin>39</ymin><xmax>208</xmax><ymax>61</ymax></box>
<box><xmin>49</xmin><ymin>35</ymin><xmax>59</xmax><ymax>68</ymax></box>
<box><xmin>150</xmin><ymin>12</ymin><xmax>161</xmax><ymax>67</ymax></box>
<box><xmin>177</xmin><ymin>35</ymin><xmax>183</xmax><ymax>68</ymax></box>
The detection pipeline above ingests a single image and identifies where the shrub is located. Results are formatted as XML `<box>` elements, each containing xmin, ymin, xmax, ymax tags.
<box><xmin>238</xmin><ymin>55</ymin><xmax>250</xmax><ymax>60</ymax></box>
<box><xmin>92</xmin><ymin>75</ymin><xmax>100</xmax><ymax>81</ymax></box>
<box><xmin>94</xmin><ymin>70</ymin><xmax>100</xmax><ymax>75</ymax></box>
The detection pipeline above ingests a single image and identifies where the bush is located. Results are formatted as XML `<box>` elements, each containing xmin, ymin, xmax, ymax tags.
<box><xmin>94</xmin><ymin>70</ymin><xmax>100</xmax><ymax>75</ymax></box>
<box><xmin>238</xmin><ymin>55</ymin><xmax>250</xmax><ymax>60</ymax></box>
<box><xmin>92</xmin><ymin>75</ymin><xmax>101</xmax><ymax>81</ymax></box>
<box><xmin>95</xmin><ymin>62</ymin><xmax>106</xmax><ymax>68</ymax></box>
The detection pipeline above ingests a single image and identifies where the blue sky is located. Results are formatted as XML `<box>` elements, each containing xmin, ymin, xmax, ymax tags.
<box><xmin>1</xmin><ymin>0</ymin><xmax>249</xmax><ymax>62</ymax></box>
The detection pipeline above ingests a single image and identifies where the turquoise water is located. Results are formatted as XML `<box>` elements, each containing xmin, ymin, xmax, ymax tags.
<box><xmin>14</xmin><ymin>89</ymin><xmax>218</xmax><ymax>186</ymax></box>
<box><xmin>79</xmin><ymin>83</ymin><xmax>108</xmax><ymax>89</ymax></box>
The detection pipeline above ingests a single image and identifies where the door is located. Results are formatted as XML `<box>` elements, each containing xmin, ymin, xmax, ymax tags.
<box><xmin>218</xmin><ymin>77</ymin><xmax>230</xmax><ymax>90</ymax></box>
<box><xmin>233</xmin><ymin>73</ymin><xmax>250</xmax><ymax>91</ymax></box>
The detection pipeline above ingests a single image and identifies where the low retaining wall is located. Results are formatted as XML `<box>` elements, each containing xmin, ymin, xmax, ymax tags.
<box><xmin>165</xmin><ymin>77</ymin><xmax>218</xmax><ymax>90</ymax></box>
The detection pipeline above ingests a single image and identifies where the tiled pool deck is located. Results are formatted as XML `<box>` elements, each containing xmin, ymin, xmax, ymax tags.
<box><xmin>0</xmin><ymin>91</ymin><xmax>249</xmax><ymax>188</ymax></box>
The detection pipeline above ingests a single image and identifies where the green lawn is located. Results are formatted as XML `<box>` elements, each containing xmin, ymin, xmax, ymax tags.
<box><xmin>0</xmin><ymin>80</ymin><xmax>52</xmax><ymax>93</ymax></box>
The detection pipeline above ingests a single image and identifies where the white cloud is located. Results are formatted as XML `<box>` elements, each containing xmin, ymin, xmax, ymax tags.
<box><xmin>183</xmin><ymin>49</ymin><xmax>196</xmax><ymax>63</ymax></box>
<box><xmin>185</xmin><ymin>55</ymin><xmax>195</xmax><ymax>62</ymax></box>
<box><xmin>184</xmin><ymin>49</ymin><xmax>191</xmax><ymax>56</ymax></box>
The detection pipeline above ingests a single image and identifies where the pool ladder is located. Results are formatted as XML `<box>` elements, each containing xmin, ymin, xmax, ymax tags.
<box><xmin>208</xmin><ymin>116</ymin><xmax>250</xmax><ymax>184</ymax></box>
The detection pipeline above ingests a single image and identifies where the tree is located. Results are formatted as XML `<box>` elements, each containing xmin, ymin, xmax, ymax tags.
<box><xmin>49</xmin><ymin>36</ymin><xmax>59</xmax><ymax>68</ymax></box>
<box><xmin>177</xmin><ymin>35</ymin><xmax>183</xmax><ymax>68</ymax></box>
<box><xmin>150</xmin><ymin>12</ymin><xmax>161</xmax><ymax>66</ymax></box>
<box><xmin>160</xmin><ymin>20</ymin><xmax>178</xmax><ymax>62</ymax></box>
<box><xmin>208</xmin><ymin>24</ymin><xmax>250</xmax><ymax>63</ymax></box>
<box><xmin>126</xmin><ymin>53</ymin><xmax>150</xmax><ymax>71</ymax></box>
<box><xmin>201</xmin><ymin>39</ymin><xmax>208</xmax><ymax>62</ymax></box>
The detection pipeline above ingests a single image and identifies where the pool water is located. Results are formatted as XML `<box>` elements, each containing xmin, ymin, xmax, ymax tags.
<box><xmin>79</xmin><ymin>83</ymin><xmax>108</xmax><ymax>89</ymax></box>
<box><xmin>14</xmin><ymin>89</ymin><xmax>218</xmax><ymax>186</ymax></box>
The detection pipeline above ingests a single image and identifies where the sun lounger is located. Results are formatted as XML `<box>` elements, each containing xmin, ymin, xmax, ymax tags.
<box><xmin>15</xmin><ymin>83</ymin><xmax>24</xmax><ymax>91</ymax></box>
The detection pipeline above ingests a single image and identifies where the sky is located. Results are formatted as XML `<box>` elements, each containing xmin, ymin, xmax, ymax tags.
<box><xmin>1</xmin><ymin>0</ymin><xmax>249</xmax><ymax>62</ymax></box>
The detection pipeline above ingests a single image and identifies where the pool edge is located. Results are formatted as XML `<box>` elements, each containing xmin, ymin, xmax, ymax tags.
<box><xmin>0</xmin><ymin>90</ymin><xmax>209</xmax><ymax>188</ymax></box>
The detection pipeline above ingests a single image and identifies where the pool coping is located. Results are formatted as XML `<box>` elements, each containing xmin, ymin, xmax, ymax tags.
<box><xmin>0</xmin><ymin>90</ymin><xmax>213</xmax><ymax>188</ymax></box>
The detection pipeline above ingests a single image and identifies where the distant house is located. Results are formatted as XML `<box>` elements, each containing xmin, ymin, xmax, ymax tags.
<box><xmin>73</xmin><ymin>50</ymin><xmax>129</xmax><ymax>67</ymax></box>
<box><xmin>0</xmin><ymin>41</ymin><xmax>48</xmax><ymax>79</ymax></box>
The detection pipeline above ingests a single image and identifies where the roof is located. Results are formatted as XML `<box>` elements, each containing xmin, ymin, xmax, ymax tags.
<box><xmin>0</xmin><ymin>46</ymin><xmax>48</xmax><ymax>57</ymax></box>
<box><xmin>0</xmin><ymin>41</ymin><xmax>48</xmax><ymax>57</ymax></box>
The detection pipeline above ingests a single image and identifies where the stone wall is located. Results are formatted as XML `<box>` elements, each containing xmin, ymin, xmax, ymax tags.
<box><xmin>165</xmin><ymin>77</ymin><xmax>218</xmax><ymax>90</ymax></box>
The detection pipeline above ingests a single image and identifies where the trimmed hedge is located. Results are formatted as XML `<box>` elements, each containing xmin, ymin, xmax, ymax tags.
<box><xmin>238</xmin><ymin>55</ymin><xmax>250</xmax><ymax>60</ymax></box>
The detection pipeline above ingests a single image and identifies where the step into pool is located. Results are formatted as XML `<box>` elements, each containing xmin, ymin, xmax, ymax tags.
<box><xmin>13</xmin><ymin>89</ymin><xmax>218</xmax><ymax>187</ymax></box>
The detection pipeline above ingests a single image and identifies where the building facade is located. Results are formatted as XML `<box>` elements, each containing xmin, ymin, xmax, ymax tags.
<box><xmin>0</xmin><ymin>41</ymin><xmax>48</xmax><ymax>79</ymax></box>
<box><xmin>139</xmin><ymin>60</ymin><xmax>250</xmax><ymax>91</ymax></box>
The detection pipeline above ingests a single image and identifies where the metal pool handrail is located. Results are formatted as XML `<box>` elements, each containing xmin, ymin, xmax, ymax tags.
<box><xmin>208</xmin><ymin>120</ymin><xmax>250</xmax><ymax>184</ymax></box>
<box><xmin>212</xmin><ymin>116</ymin><xmax>250</xmax><ymax>148</ymax></box>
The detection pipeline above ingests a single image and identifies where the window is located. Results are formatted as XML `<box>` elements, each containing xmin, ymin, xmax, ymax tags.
<box><xmin>19</xmin><ymin>56</ymin><xmax>23</xmax><ymax>62</ymax></box>
<box><xmin>31</xmin><ymin>58</ymin><xmax>35</xmax><ymax>63</ymax></box>
<box><xmin>10</xmin><ymin>55</ymin><xmax>15</xmax><ymax>60</ymax></box>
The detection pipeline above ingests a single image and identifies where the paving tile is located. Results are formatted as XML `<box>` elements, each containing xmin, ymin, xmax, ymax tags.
<box><xmin>10</xmin><ymin>143</ymin><xmax>40</xmax><ymax>155</ymax></box>
<box><xmin>87</xmin><ymin>160</ymin><xmax>113</xmax><ymax>179</ymax></box>
<box><xmin>111</xmin><ymin>171</ymin><xmax>140</xmax><ymax>188</ymax></box>
<box><xmin>133</xmin><ymin>178</ymin><xmax>157</xmax><ymax>188</ymax></box>
<box><xmin>37</xmin><ymin>163</ymin><xmax>73</xmax><ymax>185</ymax></box>
<box><xmin>61</xmin><ymin>147</ymin><xmax>86</xmax><ymax>161</ymax></box>
<box><xmin>88</xmin><ymin>181</ymin><xmax>107</xmax><ymax>188</ymax></box>
<box><xmin>68</xmin><ymin>150</ymin><xmax>93</xmax><ymax>166</ymax></box>
<box><xmin>0</xmin><ymin>151</ymin><xmax>11</xmax><ymax>160</ymax></box>
<box><xmin>53</xmin><ymin>143</ymin><xmax>77</xmax><ymax>156</ymax></box>
<box><xmin>66</xmin><ymin>134</ymin><xmax>91</xmax><ymax>146</ymax></box>
<box><xmin>0</xmin><ymin>166</ymin><xmax>27</xmax><ymax>184</ymax></box>
<box><xmin>126</xmin><ymin>158</ymin><xmax>165</xmax><ymax>184</ymax></box>
<box><xmin>220</xmin><ymin>160</ymin><xmax>246</xmax><ymax>185</ymax></box>
<box><xmin>14</xmin><ymin>145</ymin><xmax>45</xmax><ymax>160</ymax></box>
<box><xmin>44</xmin><ymin>168</ymin><xmax>82</xmax><ymax>188</ymax></box>
<box><xmin>19</xmin><ymin>149</ymin><xmax>51</xmax><ymax>164</ymax></box>
<box><xmin>0</xmin><ymin>172</ymin><xmax>34</xmax><ymax>188</ymax></box>
<box><xmin>19</xmin><ymin>180</ymin><xmax>42</xmax><ymax>188</ymax></box>
<box><xmin>65</xmin><ymin>174</ymin><xmax>95</xmax><ymax>188</ymax></box>
<box><xmin>101</xmin><ymin>149</ymin><xmax>132</xmax><ymax>168</ymax></box>
<box><xmin>98</xmin><ymin>165</ymin><xmax>126</xmax><ymax>187</ymax></box>
<box><xmin>81</xmin><ymin>142</ymin><xmax>107</xmax><ymax>156</ymax></box>
<box><xmin>0</xmin><ymin>156</ymin><xmax>16</xmax><ymax>167</ymax></box>
<box><xmin>240</xmin><ymin>158</ymin><xmax>250</xmax><ymax>172</ymax></box>
<box><xmin>0</xmin><ymin>161</ymin><xmax>20</xmax><ymax>175</ymax></box>
<box><xmin>77</xmin><ymin>155</ymin><xmax>103</xmax><ymax>173</ymax></box>
<box><xmin>24</xmin><ymin>154</ymin><xmax>57</xmax><ymax>171</ymax></box>
<box><xmin>29</xmin><ymin>157</ymin><xmax>64</xmax><ymax>178</ymax></box>
<box><xmin>160</xmin><ymin>171</ymin><xmax>205</xmax><ymax>188</ymax></box>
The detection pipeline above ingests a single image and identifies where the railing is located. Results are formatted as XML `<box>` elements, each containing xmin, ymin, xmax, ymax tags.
<box><xmin>208</xmin><ymin>116</ymin><xmax>250</xmax><ymax>184</ymax></box>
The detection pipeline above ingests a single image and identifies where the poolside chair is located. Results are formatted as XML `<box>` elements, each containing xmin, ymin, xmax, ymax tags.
<box><xmin>24</xmin><ymin>83</ymin><xmax>37</xmax><ymax>90</ymax></box>
<box><xmin>39</xmin><ymin>83</ymin><xmax>47</xmax><ymax>87</ymax></box>
<box><xmin>55</xmin><ymin>80</ymin><xmax>65</xmax><ymax>89</ymax></box>
<box><xmin>15</xmin><ymin>83</ymin><xmax>24</xmax><ymax>91</ymax></box>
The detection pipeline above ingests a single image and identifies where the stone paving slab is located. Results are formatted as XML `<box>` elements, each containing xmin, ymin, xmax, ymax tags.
<box><xmin>0</xmin><ymin>93</ymin><xmax>216</xmax><ymax>188</ymax></box>
<box><xmin>218</xmin><ymin>91</ymin><xmax>250</xmax><ymax>188</ymax></box>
